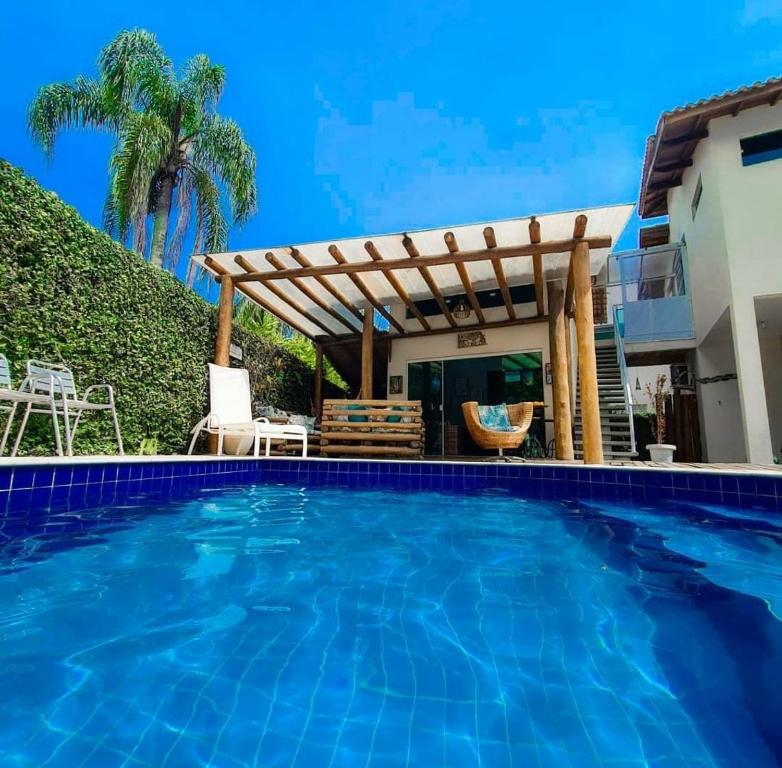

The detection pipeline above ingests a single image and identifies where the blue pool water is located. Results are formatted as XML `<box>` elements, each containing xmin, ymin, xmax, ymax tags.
<box><xmin>0</xmin><ymin>482</ymin><xmax>780</xmax><ymax>767</ymax></box>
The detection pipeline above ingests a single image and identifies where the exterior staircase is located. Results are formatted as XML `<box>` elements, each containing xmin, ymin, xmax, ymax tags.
<box><xmin>574</xmin><ymin>343</ymin><xmax>637</xmax><ymax>460</ymax></box>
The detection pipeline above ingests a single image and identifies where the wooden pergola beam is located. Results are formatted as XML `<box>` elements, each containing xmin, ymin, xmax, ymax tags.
<box><xmin>404</xmin><ymin>235</ymin><xmax>457</xmax><ymax>327</ymax></box>
<box><xmin>231</xmin><ymin>235</ymin><xmax>613</xmax><ymax>283</ymax></box>
<box><xmin>215</xmin><ymin>273</ymin><xmax>234</xmax><ymax>367</ymax></box>
<box><xmin>365</xmin><ymin>241</ymin><xmax>430</xmax><ymax>331</ymax></box>
<box><xmin>564</xmin><ymin>216</ymin><xmax>587</xmax><ymax>315</ymax></box>
<box><xmin>547</xmin><ymin>280</ymin><xmax>574</xmax><ymax>460</ymax></box>
<box><xmin>572</xmin><ymin>239</ymin><xmax>603</xmax><ymax>464</ymax></box>
<box><xmin>328</xmin><ymin>245</ymin><xmax>405</xmax><ymax>334</ymax></box>
<box><xmin>205</xmin><ymin>256</ymin><xmax>315</xmax><ymax>340</ymax></box>
<box><xmin>289</xmin><ymin>248</ymin><xmax>364</xmax><ymax>323</ymax></box>
<box><xmin>483</xmin><ymin>226</ymin><xmax>515</xmax><ymax>321</ymax></box>
<box><xmin>234</xmin><ymin>255</ymin><xmax>338</xmax><ymax>338</ymax></box>
<box><xmin>529</xmin><ymin>217</ymin><xmax>544</xmax><ymax>316</ymax></box>
<box><xmin>444</xmin><ymin>231</ymin><xmax>485</xmax><ymax>324</ymax></box>
<box><xmin>266</xmin><ymin>252</ymin><xmax>360</xmax><ymax>334</ymax></box>
<box><xmin>361</xmin><ymin>308</ymin><xmax>373</xmax><ymax>398</ymax></box>
<box><xmin>319</xmin><ymin>313</ymin><xmax>546</xmax><ymax>346</ymax></box>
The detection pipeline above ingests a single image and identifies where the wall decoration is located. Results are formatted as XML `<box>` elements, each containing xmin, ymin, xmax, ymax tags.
<box><xmin>457</xmin><ymin>330</ymin><xmax>487</xmax><ymax>349</ymax></box>
<box><xmin>545</xmin><ymin>362</ymin><xmax>552</xmax><ymax>384</ymax></box>
<box><xmin>389</xmin><ymin>375</ymin><xmax>403</xmax><ymax>395</ymax></box>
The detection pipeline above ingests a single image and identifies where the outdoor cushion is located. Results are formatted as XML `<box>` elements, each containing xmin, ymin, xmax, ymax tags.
<box><xmin>257</xmin><ymin>405</ymin><xmax>289</xmax><ymax>420</ymax></box>
<box><xmin>288</xmin><ymin>414</ymin><xmax>316</xmax><ymax>433</ymax></box>
<box><xmin>344</xmin><ymin>404</ymin><xmax>367</xmax><ymax>423</ymax></box>
<box><xmin>387</xmin><ymin>404</ymin><xmax>405</xmax><ymax>423</ymax></box>
<box><xmin>477</xmin><ymin>403</ymin><xmax>517</xmax><ymax>432</ymax></box>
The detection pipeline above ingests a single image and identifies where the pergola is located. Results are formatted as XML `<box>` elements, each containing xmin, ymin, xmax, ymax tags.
<box><xmin>194</xmin><ymin>204</ymin><xmax>633</xmax><ymax>464</ymax></box>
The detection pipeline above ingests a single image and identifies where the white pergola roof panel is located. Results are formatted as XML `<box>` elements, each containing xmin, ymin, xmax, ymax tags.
<box><xmin>194</xmin><ymin>203</ymin><xmax>633</xmax><ymax>339</ymax></box>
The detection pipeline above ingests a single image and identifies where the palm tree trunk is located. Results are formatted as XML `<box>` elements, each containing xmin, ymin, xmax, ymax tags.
<box><xmin>149</xmin><ymin>175</ymin><xmax>174</xmax><ymax>269</ymax></box>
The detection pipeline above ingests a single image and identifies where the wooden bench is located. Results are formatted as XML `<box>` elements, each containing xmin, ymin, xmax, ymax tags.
<box><xmin>320</xmin><ymin>399</ymin><xmax>424</xmax><ymax>458</ymax></box>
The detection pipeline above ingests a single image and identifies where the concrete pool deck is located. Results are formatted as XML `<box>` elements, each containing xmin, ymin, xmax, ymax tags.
<box><xmin>0</xmin><ymin>453</ymin><xmax>780</xmax><ymax>475</ymax></box>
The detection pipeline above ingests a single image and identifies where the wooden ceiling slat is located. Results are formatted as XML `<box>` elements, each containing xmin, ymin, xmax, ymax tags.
<box><xmin>483</xmin><ymin>226</ymin><xmax>515</xmax><ymax>321</ymax></box>
<box><xmin>289</xmin><ymin>248</ymin><xmax>364</xmax><ymax>323</ymax></box>
<box><xmin>660</xmin><ymin>128</ymin><xmax>709</xmax><ymax>147</ymax></box>
<box><xmin>234</xmin><ymin>255</ymin><xmax>338</xmax><ymax>338</ymax></box>
<box><xmin>204</xmin><ymin>257</ymin><xmax>314</xmax><ymax>340</ymax></box>
<box><xmin>444</xmin><ymin>231</ymin><xmax>485</xmax><ymax>324</ymax></box>
<box><xmin>403</xmin><ymin>234</ymin><xmax>457</xmax><ymax>328</ymax></box>
<box><xmin>321</xmin><ymin>313</ymin><xmax>547</xmax><ymax>345</ymax></box>
<box><xmin>264</xmin><ymin>252</ymin><xmax>360</xmax><ymax>334</ymax></box>
<box><xmin>365</xmin><ymin>241</ymin><xmax>430</xmax><ymax>331</ymax></box>
<box><xmin>328</xmin><ymin>245</ymin><xmax>405</xmax><ymax>334</ymax></box>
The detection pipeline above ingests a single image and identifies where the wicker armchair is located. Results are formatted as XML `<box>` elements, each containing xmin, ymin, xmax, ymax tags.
<box><xmin>461</xmin><ymin>401</ymin><xmax>535</xmax><ymax>457</ymax></box>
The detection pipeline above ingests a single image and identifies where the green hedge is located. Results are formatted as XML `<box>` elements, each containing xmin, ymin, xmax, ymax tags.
<box><xmin>0</xmin><ymin>159</ymin><xmax>328</xmax><ymax>455</ymax></box>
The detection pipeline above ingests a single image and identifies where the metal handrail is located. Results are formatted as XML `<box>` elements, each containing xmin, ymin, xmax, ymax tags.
<box><xmin>613</xmin><ymin>305</ymin><xmax>637</xmax><ymax>456</ymax></box>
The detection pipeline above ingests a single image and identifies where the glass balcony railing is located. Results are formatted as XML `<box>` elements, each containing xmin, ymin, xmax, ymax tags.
<box><xmin>608</xmin><ymin>243</ymin><xmax>695</xmax><ymax>344</ymax></box>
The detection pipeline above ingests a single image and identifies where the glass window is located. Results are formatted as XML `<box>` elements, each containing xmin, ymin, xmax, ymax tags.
<box><xmin>740</xmin><ymin>129</ymin><xmax>782</xmax><ymax>166</ymax></box>
<box><xmin>691</xmin><ymin>175</ymin><xmax>703</xmax><ymax>220</ymax></box>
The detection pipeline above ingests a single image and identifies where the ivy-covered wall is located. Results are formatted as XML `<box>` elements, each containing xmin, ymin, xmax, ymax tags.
<box><xmin>0</xmin><ymin>160</ymin><xmax>326</xmax><ymax>455</ymax></box>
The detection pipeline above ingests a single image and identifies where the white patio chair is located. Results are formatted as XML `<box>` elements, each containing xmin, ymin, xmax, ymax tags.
<box><xmin>188</xmin><ymin>364</ymin><xmax>307</xmax><ymax>457</ymax></box>
<box><xmin>0</xmin><ymin>353</ymin><xmax>67</xmax><ymax>456</ymax></box>
<box><xmin>10</xmin><ymin>360</ymin><xmax>124</xmax><ymax>457</ymax></box>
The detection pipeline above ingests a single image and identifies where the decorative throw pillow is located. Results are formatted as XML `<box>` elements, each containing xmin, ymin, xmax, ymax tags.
<box><xmin>477</xmin><ymin>403</ymin><xmax>515</xmax><ymax>432</ymax></box>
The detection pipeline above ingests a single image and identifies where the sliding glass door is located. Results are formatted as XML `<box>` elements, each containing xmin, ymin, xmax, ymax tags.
<box><xmin>408</xmin><ymin>360</ymin><xmax>444</xmax><ymax>455</ymax></box>
<box><xmin>408</xmin><ymin>351</ymin><xmax>544</xmax><ymax>457</ymax></box>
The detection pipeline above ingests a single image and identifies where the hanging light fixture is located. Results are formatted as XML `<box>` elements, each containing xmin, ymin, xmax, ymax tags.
<box><xmin>453</xmin><ymin>298</ymin><xmax>471</xmax><ymax>320</ymax></box>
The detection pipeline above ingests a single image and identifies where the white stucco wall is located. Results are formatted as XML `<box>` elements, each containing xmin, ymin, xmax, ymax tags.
<box><xmin>664</xmin><ymin>102</ymin><xmax>782</xmax><ymax>463</ymax></box>
<box><xmin>695</xmin><ymin>312</ymin><xmax>746</xmax><ymax>463</ymax></box>
<box><xmin>759</xmin><ymin>331</ymin><xmax>782</xmax><ymax>461</ymax></box>
<box><xmin>628</xmin><ymin>365</ymin><xmax>672</xmax><ymax>409</ymax></box>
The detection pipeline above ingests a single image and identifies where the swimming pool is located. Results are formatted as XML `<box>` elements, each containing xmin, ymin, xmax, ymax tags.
<box><xmin>0</xmin><ymin>464</ymin><xmax>780</xmax><ymax>766</ymax></box>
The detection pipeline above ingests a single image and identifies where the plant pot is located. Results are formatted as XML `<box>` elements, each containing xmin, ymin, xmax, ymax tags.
<box><xmin>221</xmin><ymin>434</ymin><xmax>254</xmax><ymax>456</ymax></box>
<box><xmin>646</xmin><ymin>443</ymin><xmax>676</xmax><ymax>463</ymax></box>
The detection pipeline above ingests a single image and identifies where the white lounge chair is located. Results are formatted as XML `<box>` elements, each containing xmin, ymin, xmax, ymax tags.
<box><xmin>9</xmin><ymin>360</ymin><xmax>124</xmax><ymax>457</ymax></box>
<box><xmin>0</xmin><ymin>354</ymin><xmax>66</xmax><ymax>456</ymax></box>
<box><xmin>188</xmin><ymin>364</ymin><xmax>307</xmax><ymax>457</ymax></box>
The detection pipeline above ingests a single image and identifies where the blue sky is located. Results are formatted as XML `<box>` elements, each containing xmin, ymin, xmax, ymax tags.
<box><xmin>2</xmin><ymin>0</ymin><xmax>781</xmax><ymax>288</ymax></box>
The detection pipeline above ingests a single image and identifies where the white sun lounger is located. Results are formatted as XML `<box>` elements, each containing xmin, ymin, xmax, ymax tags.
<box><xmin>188</xmin><ymin>364</ymin><xmax>307</xmax><ymax>457</ymax></box>
<box><xmin>6</xmin><ymin>359</ymin><xmax>124</xmax><ymax>457</ymax></box>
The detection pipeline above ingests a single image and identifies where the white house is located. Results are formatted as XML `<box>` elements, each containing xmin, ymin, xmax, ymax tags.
<box><xmin>195</xmin><ymin>77</ymin><xmax>781</xmax><ymax>466</ymax></box>
<box><xmin>634</xmin><ymin>77</ymin><xmax>782</xmax><ymax>465</ymax></box>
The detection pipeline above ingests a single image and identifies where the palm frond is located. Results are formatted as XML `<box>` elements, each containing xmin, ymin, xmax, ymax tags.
<box><xmin>181</xmin><ymin>54</ymin><xmax>225</xmax><ymax>120</ymax></box>
<box><xmin>98</xmin><ymin>29</ymin><xmax>170</xmax><ymax>106</ymax></box>
<box><xmin>28</xmin><ymin>76</ymin><xmax>113</xmax><ymax>156</ymax></box>
<box><xmin>187</xmin><ymin>165</ymin><xmax>228</xmax><ymax>253</ymax></box>
<box><xmin>192</xmin><ymin>115</ymin><xmax>257</xmax><ymax>224</ymax></box>
<box><xmin>108</xmin><ymin>111</ymin><xmax>172</xmax><ymax>241</ymax></box>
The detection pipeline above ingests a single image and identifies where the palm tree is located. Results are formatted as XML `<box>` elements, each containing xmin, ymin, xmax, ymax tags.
<box><xmin>28</xmin><ymin>29</ymin><xmax>257</xmax><ymax>271</ymax></box>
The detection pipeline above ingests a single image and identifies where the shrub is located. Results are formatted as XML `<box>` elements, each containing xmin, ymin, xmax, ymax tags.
<box><xmin>0</xmin><ymin>160</ymin><xmax>336</xmax><ymax>455</ymax></box>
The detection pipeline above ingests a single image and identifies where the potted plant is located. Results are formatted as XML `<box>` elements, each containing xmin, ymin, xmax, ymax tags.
<box><xmin>645</xmin><ymin>374</ymin><xmax>675</xmax><ymax>463</ymax></box>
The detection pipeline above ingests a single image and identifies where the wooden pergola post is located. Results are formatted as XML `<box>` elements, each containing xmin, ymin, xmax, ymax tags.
<box><xmin>313</xmin><ymin>344</ymin><xmax>323</xmax><ymax>419</ymax></box>
<box><xmin>361</xmin><ymin>307</ymin><xmax>373</xmax><ymax>398</ymax></box>
<box><xmin>572</xmin><ymin>240</ymin><xmax>604</xmax><ymax>464</ymax></box>
<box><xmin>215</xmin><ymin>275</ymin><xmax>235</xmax><ymax>366</ymax></box>
<box><xmin>210</xmin><ymin>275</ymin><xmax>234</xmax><ymax>454</ymax></box>
<box><xmin>547</xmin><ymin>280</ymin><xmax>574</xmax><ymax>460</ymax></box>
